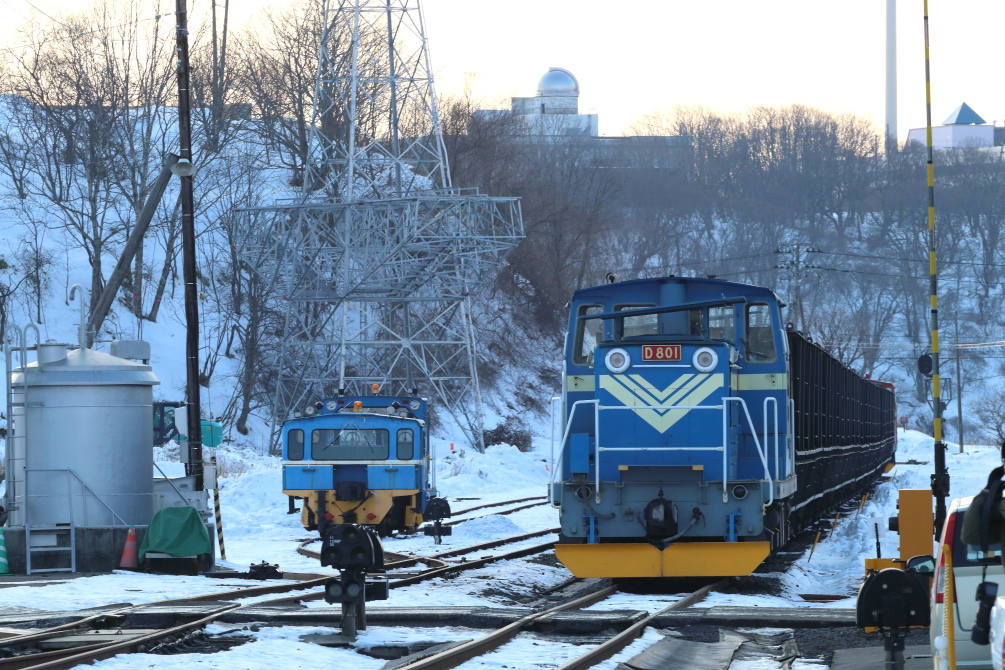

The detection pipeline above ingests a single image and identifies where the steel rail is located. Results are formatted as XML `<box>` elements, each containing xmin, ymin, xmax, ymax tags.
<box><xmin>0</xmin><ymin>642</ymin><xmax>112</xmax><ymax>670</ymax></box>
<box><xmin>395</xmin><ymin>585</ymin><xmax>619</xmax><ymax>670</ymax></box>
<box><xmin>444</xmin><ymin>501</ymin><xmax>544</xmax><ymax>527</ymax></box>
<box><xmin>448</xmin><ymin>496</ymin><xmax>546</xmax><ymax>516</ymax></box>
<box><xmin>0</xmin><ymin>572</ymin><xmax>338</xmax><ymax>654</ymax></box>
<box><xmin>0</xmin><ymin>611</ymin><xmax>127</xmax><ymax>650</ymax></box>
<box><xmin>296</xmin><ymin>539</ymin><xmax>450</xmax><ymax>569</ymax></box>
<box><xmin>260</xmin><ymin>538</ymin><xmax>557</xmax><ymax>606</ymax></box>
<box><xmin>369</xmin><ymin>527</ymin><xmax>559</xmax><ymax>570</ymax></box>
<box><xmin>555</xmin><ymin>580</ymin><xmax>724</xmax><ymax>670</ymax></box>
<box><xmin>11</xmin><ymin>603</ymin><xmax>241</xmax><ymax>670</ymax></box>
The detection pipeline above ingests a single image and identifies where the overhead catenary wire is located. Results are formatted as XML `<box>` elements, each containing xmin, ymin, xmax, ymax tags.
<box><xmin>0</xmin><ymin>2</ymin><xmax>170</xmax><ymax>55</ymax></box>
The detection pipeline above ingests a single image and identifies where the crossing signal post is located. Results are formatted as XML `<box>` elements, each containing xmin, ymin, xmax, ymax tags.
<box><xmin>422</xmin><ymin>497</ymin><xmax>452</xmax><ymax>545</ymax></box>
<box><xmin>320</xmin><ymin>524</ymin><xmax>388</xmax><ymax>639</ymax></box>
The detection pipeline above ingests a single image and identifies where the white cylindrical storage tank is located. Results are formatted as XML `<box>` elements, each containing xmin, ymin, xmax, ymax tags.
<box><xmin>10</xmin><ymin>347</ymin><xmax>159</xmax><ymax>527</ymax></box>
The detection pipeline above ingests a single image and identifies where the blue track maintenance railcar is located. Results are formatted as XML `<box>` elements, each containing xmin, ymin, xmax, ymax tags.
<box><xmin>551</xmin><ymin>276</ymin><xmax>896</xmax><ymax>578</ymax></box>
<box><xmin>282</xmin><ymin>395</ymin><xmax>434</xmax><ymax>535</ymax></box>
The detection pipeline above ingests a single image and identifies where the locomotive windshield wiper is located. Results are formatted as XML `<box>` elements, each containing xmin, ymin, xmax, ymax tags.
<box><xmin>742</xmin><ymin>337</ymin><xmax>770</xmax><ymax>360</ymax></box>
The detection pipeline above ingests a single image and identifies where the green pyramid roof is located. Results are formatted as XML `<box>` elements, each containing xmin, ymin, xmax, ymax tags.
<box><xmin>944</xmin><ymin>102</ymin><xmax>986</xmax><ymax>125</ymax></box>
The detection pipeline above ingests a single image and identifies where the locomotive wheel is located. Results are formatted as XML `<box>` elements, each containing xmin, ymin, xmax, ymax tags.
<box><xmin>377</xmin><ymin>497</ymin><xmax>410</xmax><ymax>536</ymax></box>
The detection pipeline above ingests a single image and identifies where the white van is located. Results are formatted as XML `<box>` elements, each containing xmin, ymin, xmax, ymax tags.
<box><xmin>932</xmin><ymin>496</ymin><xmax>1004</xmax><ymax>670</ymax></box>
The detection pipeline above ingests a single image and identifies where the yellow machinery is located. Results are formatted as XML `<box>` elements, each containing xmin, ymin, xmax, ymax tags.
<box><xmin>555</xmin><ymin>541</ymin><xmax>770</xmax><ymax>578</ymax></box>
<box><xmin>864</xmin><ymin>488</ymin><xmax>934</xmax><ymax>572</ymax></box>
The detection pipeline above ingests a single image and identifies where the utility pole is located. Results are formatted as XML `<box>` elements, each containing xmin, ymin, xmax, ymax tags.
<box><xmin>954</xmin><ymin>319</ymin><xmax>964</xmax><ymax>452</ymax></box>
<box><xmin>885</xmin><ymin>0</ymin><xmax>898</xmax><ymax>154</ymax></box>
<box><xmin>175</xmin><ymin>0</ymin><xmax>203</xmax><ymax>491</ymax></box>
<box><xmin>921</xmin><ymin>0</ymin><xmax>948</xmax><ymax>533</ymax></box>
<box><xmin>773</xmin><ymin>244</ymin><xmax>820</xmax><ymax>331</ymax></box>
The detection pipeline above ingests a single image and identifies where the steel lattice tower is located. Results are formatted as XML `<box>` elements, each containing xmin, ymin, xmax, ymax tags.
<box><xmin>234</xmin><ymin>0</ymin><xmax>523</xmax><ymax>451</ymax></box>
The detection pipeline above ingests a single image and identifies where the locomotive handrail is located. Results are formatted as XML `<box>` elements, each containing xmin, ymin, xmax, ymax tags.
<box><xmin>549</xmin><ymin>399</ymin><xmax>599</xmax><ymax>507</ymax></box>
<box><xmin>580</xmin><ymin>296</ymin><xmax>748</xmax><ymax>321</ymax></box>
<box><xmin>764</xmin><ymin>397</ymin><xmax>780</xmax><ymax>482</ymax></box>
<box><xmin>787</xmin><ymin>398</ymin><xmax>796</xmax><ymax>478</ymax></box>
<box><xmin>724</xmin><ymin>397</ymin><xmax>773</xmax><ymax>508</ymax></box>
<box><xmin>549</xmin><ymin>395</ymin><xmax>561</xmax><ymax>498</ymax></box>
<box><xmin>555</xmin><ymin>397</ymin><xmax>779</xmax><ymax>508</ymax></box>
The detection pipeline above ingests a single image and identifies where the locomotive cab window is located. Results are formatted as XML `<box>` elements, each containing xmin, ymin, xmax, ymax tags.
<box><xmin>287</xmin><ymin>429</ymin><xmax>304</xmax><ymax>460</ymax></box>
<box><xmin>396</xmin><ymin>428</ymin><xmax>414</xmax><ymax>460</ymax></box>
<box><xmin>615</xmin><ymin>304</ymin><xmax>657</xmax><ymax>338</ymax></box>
<box><xmin>617</xmin><ymin>304</ymin><xmax>703</xmax><ymax>339</ymax></box>
<box><xmin>573</xmin><ymin>304</ymin><xmax>604</xmax><ymax>366</ymax></box>
<box><xmin>312</xmin><ymin>428</ymin><xmax>390</xmax><ymax>460</ymax></box>
<box><xmin>708</xmin><ymin>305</ymin><xmax>735</xmax><ymax>341</ymax></box>
<box><xmin>744</xmin><ymin>304</ymin><xmax>777</xmax><ymax>363</ymax></box>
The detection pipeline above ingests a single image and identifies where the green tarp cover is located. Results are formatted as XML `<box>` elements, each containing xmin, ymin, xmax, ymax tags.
<box><xmin>138</xmin><ymin>506</ymin><xmax>211</xmax><ymax>562</ymax></box>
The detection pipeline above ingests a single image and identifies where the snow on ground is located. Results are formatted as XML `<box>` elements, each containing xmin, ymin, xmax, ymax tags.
<box><xmin>3</xmin><ymin>428</ymin><xmax>1001</xmax><ymax>669</ymax></box>
<box><xmin>80</xmin><ymin>623</ymin><xmax>668</xmax><ymax>670</ymax></box>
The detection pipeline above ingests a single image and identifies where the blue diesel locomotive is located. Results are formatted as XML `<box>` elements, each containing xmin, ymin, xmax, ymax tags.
<box><xmin>551</xmin><ymin>276</ymin><xmax>896</xmax><ymax>578</ymax></box>
<box><xmin>282</xmin><ymin>394</ymin><xmax>438</xmax><ymax>535</ymax></box>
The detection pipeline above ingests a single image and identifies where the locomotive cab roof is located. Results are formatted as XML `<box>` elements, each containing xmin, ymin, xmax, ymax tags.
<box><xmin>284</xmin><ymin>394</ymin><xmax>429</xmax><ymax>425</ymax></box>
<box><xmin>571</xmin><ymin>276</ymin><xmax>781</xmax><ymax>305</ymax></box>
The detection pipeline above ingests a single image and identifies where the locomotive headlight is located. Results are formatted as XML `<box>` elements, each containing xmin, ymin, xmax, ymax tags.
<box><xmin>304</xmin><ymin>405</ymin><xmax>317</xmax><ymax>417</ymax></box>
<box><xmin>409</xmin><ymin>400</ymin><xmax>421</xmax><ymax>410</ymax></box>
<box><xmin>605</xmin><ymin>348</ymin><xmax>630</xmax><ymax>374</ymax></box>
<box><xmin>732</xmin><ymin>484</ymin><xmax>748</xmax><ymax>500</ymax></box>
<box><xmin>326</xmin><ymin>400</ymin><xmax>338</xmax><ymax>411</ymax></box>
<box><xmin>385</xmin><ymin>405</ymin><xmax>396</xmax><ymax>415</ymax></box>
<box><xmin>692</xmin><ymin>347</ymin><xmax>718</xmax><ymax>373</ymax></box>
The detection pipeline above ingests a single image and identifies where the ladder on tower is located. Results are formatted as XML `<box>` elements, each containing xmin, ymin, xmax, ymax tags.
<box><xmin>25</xmin><ymin>522</ymin><xmax>76</xmax><ymax>574</ymax></box>
<box><xmin>24</xmin><ymin>470</ymin><xmax>77</xmax><ymax>574</ymax></box>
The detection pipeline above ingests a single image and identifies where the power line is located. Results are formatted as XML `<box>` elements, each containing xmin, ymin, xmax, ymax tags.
<box><xmin>0</xmin><ymin>3</ymin><xmax>169</xmax><ymax>55</ymax></box>
<box><xmin>814</xmin><ymin>249</ymin><xmax>1005</xmax><ymax>269</ymax></box>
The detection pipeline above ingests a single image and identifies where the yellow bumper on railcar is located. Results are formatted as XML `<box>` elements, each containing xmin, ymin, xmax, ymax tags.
<box><xmin>555</xmin><ymin>541</ymin><xmax>771</xmax><ymax>578</ymax></box>
<box><xmin>283</xmin><ymin>489</ymin><xmax>424</xmax><ymax>529</ymax></box>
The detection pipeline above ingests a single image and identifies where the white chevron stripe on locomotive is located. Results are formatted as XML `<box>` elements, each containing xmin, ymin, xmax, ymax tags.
<box><xmin>599</xmin><ymin>373</ymin><xmax>725</xmax><ymax>434</ymax></box>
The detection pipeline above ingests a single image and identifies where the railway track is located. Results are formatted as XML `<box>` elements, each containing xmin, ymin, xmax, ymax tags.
<box><xmin>295</xmin><ymin>495</ymin><xmax>550</xmax><ymax>566</ymax></box>
<box><xmin>0</xmin><ymin>509</ymin><xmax>561</xmax><ymax>670</ymax></box>
<box><xmin>393</xmin><ymin>580</ymin><xmax>724</xmax><ymax>670</ymax></box>
<box><xmin>264</xmin><ymin>527</ymin><xmax>560</xmax><ymax>605</ymax></box>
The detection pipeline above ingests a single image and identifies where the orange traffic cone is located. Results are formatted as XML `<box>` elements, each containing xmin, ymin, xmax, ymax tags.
<box><xmin>119</xmin><ymin>527</ymin><xmax>139</xmax><ymax>569</ymax></box>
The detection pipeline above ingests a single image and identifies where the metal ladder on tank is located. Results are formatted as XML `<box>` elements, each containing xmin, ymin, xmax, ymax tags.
<box><xmin>24</xmin><ymin>470</ymin><xmax>76</xmax><ymax>574</ymax></box>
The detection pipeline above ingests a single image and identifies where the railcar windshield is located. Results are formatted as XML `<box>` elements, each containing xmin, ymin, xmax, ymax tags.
<box><xmin>615</xmin><ymin>305</ymin><xmax>734</xmax><ymax>340</ymax></box>
<box><xmin>744</xmin><ymin>304</ymin><xmax>777</xmax><ymax>363</ymax></box>
<box><xmin>397</xmin><ymin>428</ymin><xmax>414</xmax><ymax>460</ymax></box>
<box><xmin>615</xmin><ymin>304</ymin><xmax>658</xmax><ymax>337</ymax></box>
<box><xmin>708</xmin><ymin>305</ymin><xmax>736</xmax><ymax>340</ymax></box>
<box><xmin>573</xmin><ymin>304</ymin><xmax>604</xmax><ymax>366</ymax></box>
<box><xmin>311</xmin><ymin>428</ymin><xmax>390</xmax><ymax>460</ymax></box>
<box><xmin>287</xmin><ymin>429</ymin><xmax>304</xmax><ymax>460</ymax></box>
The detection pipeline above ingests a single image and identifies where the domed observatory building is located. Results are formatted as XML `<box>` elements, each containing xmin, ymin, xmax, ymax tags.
<box><xmin>509</xmin><ymin>67</ymin><xmax>599</xmax><ymax>136</ymax></box>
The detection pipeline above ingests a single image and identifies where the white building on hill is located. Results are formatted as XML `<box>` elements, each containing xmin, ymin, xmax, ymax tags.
<box><xmin>474</xmin><ymin>68</ymin><xmax>689</xmax><ymax>170</ymax></box>
<box><xmin>906</xmin><ymin>103</ymin><xmax>1005</xmax><ymax>149</ymax></box>
<box><xmin>507</xmin><ymin>67</ymin><xmax>599</xmax><ymax>137</ymax></box>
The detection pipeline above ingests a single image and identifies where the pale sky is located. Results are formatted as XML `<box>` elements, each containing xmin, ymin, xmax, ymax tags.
<box><xmin>5</xmin><ymin>0</ymin><xmax>1005</xmax><ymax>140</ymax></box>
